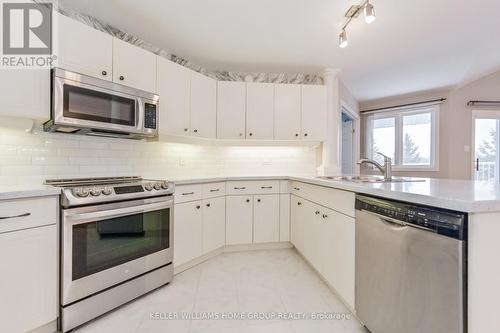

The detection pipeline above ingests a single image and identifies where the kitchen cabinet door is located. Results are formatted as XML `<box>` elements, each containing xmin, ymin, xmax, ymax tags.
<box><xmin>320</xmin><ymin>207</ymin><xmax>355</xmax><ymax>308</ymax></box>
<box><xmin>303</xmin><ymin>202</ymin><xmax>323</xmax><ymax>271</ymax></box>
<box><xmin>0</xmin><ymin>69</ymin><xmax>49</xmax><ymax>121</ymax></box>
<box><xmin>174</xmin><ymin>201</ymin><xmax>203</xmax><ymax>267</ymax></box>
<box><xmin>279</xmin><ymin>194</ymin><xmax>291</xmax><ymax>241</ymax></box>
<box><xmin>217</xmin><ymin>81</ymin><xmax>246</xmax><ymax>139</ymax></box>
<box><xmin>112</xmin><ymin>38</ymin><xmax>157</xmax><ymax>92</ymax></box>
<box><xmin>291</xmin><ymin>195</ymin><xmax>305</xmax><ymax>253</ymax></box>
<box><xmin>0</xmin><ymin>225</ymin><xmax>57</xmax><ymax>333</ymax></box>
<box><xmin>301</xmin><ymin>85</ymin><xmax>327</xmax><ymax>140</ymax></box>
<box><xmin>225</xmin><ymin>195</ymin><xmax>253</xmax><ymax>245</ymax></box>
<box><xmin>190</xmin><ymin>71</ymin><xmax>217</xmax><ymax>138</ymax></box>
<box><xmin>202</xmin><ymin>197</ymin><xmax>226</xmax><ymax>254</ymax></box>
<box><xmin>157</xmin><ymin>57</ymin><xmax>191</xmax><ymax>137</ymax></box>
<box><xmin>274</xmin><ymin>84</ymin><xmax>301</xmax><ymax>140</ymax></box>
<box><xmin>246</xmin><ymin>83</ymin><xmax>274</xmax><ymax>139</ymax></box>
<box><xmin>253</xmin><ymin>194</ymin><xmax>280</xmax><ymax>243</ymax></box>
<box><xmin>56</xmin><ymin>13</ymin><xmax>112</xmax><ymax>81</ymax></box>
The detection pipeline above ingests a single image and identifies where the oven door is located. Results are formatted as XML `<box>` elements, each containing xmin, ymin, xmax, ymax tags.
<box><xmin>61</xmin><ymin>196</ymin><xmax>173</xmax><ymax>306</ymax></box>
<box><xmin>53</xmin><ymin>75</ymin><xmax>145</xmax><ymax>135</ymax></box>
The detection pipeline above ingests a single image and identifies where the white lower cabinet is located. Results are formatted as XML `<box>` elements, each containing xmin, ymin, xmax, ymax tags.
<box><xmin>291</xmin><ymin>192</ymin><xmax>355</xmax><ymax>309</ymax></box>
<box><xmin>202</xmin><ymin>196</ymin><xmax>226</xmax><ymax>253</ymax></box>
<box><xmin>320</xmin><ymin>207</ymin><xmax>355</xmax><ymax>308</ymax></box>
<box><xmin>253</xmin><ymin>194</ymin><xmax>280</xmax><ymax>243</ymax></box>
<box><xmin>0</xmin><ymin>225</ymin><xmax>57</xmax><ymax>333</ymax></box>
<box><xmin>279</xmin><ymin>193</ymin><xmax>291</xmax><ymax>241</ymax></box>
<box><xmin>174</xmin><ymin>201</ymin><xmax>203</xmax><ymax>267</ymax></box>
<box><xmin>225</xmin><ymin>195</ymin><xmax>253</xmax><ymax>245</ymax></box>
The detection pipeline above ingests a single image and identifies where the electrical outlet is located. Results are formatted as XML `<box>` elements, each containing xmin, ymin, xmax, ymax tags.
<box><xmin>179</xmin><ymin>158</ymin><xmax>186</xmax><ymax>167</ymax></box>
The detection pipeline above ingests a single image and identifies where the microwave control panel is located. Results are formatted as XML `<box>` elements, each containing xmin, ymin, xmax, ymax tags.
<box><xmin>144</xmin><ymin>103</ymin><xmax>157</xmax><ymax>129</ymax></box>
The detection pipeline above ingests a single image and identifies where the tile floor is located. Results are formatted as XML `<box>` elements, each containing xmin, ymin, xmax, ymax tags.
<box><xmin>74</xmin><ymin>249</ymin><xmax>367</xmax><ymax>333</ymax></box>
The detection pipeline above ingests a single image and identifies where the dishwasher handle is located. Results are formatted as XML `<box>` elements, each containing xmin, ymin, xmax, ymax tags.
<box><xmin>360</xmin><ymin>209</ymin><xmax>407</xmax><ymax>228</ymax></box>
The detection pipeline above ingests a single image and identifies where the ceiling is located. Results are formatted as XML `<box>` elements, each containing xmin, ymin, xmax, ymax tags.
<box><xmin>59</xmin><ymin>0</ymin><xmax>500</xmax><ymax>101</ymax></box>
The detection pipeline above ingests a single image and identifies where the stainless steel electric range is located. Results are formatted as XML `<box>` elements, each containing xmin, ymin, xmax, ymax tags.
<box><xmin>45</xmin><ymin>176</ymin><xmax>175</xmax><ymax>332</ymax></box>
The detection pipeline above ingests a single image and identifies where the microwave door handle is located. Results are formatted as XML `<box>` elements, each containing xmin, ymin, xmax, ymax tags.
<box><xmin>136</xmin><ymin>98</ymin><xmax>144</xmax><ymax>130</ymax></box>
<box><xmin>66</xmin><ymin>201</ymin><xmax>172</xmax><ymax>225</ymax></box>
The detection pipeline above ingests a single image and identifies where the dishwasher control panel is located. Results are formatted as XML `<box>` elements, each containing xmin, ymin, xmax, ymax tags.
<box><xmin>355</xmin><ymin>195</ymin><xmax>467</xmax><ymax>240</ymax></box>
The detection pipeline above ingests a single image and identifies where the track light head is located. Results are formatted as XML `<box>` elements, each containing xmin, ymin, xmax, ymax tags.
<box><xmin>364</xmin><ymin>2</ymin><xmax>376</xmax><ymax>24</ymax></box>
<box><xmin>339</xmin><ymin>29</ymin><xmax>348</xmax><ymax>48</ymax></box>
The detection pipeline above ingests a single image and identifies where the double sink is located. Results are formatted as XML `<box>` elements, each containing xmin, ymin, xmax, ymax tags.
<box><xmin>316</xmin><ymin>176</ymin><xmax>425</xmax><ymax>183</ymax></box>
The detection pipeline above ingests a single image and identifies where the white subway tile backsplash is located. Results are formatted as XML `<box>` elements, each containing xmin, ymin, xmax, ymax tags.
<box><xmin>0</xmin><ymin>129</ymin><xmax>317</xmax><ymax>185</ymax></box>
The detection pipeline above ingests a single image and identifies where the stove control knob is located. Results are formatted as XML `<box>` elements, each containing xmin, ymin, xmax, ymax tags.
<box><xmin>161</xmin><ymin>182</ymin><xmax>169</xmax><ymax>189</ymax></box>
<box><xmin>144</xmin><ymin>183</ymin><xmax>153</xmax><ymax>191</ymax></box>
<box><xmin>75</xmin><ymin>188</ymin><xmax>89</xmax><ymax>197</ymax></box>
<box><xmin>90</xmin><ymin>188</ymin><xmax>102</xmax><ymax>196</ymax></box>
<box><xmin>153</xmin><ymin>183</ymin><xmax>161</xmax><ymax>190</ymax></box>
<box><xmin>102</xmin><ymin>187</ymin><xmax>113</xmax><ymax>195</ymax></box>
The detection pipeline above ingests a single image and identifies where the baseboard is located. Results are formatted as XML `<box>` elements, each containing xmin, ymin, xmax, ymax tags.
<box><xmin>26</xmin><ymin>320</ymin><xmax>57</xmax><ymax>333</ymax></box>
<box><xmin>173</xmin><ymin>242</ymin><xmax>293</xmax><ymax>275</ymax></box>
<box><xmin>174</xmin><ymin>247</ymin><xmax>225</xmax><ymax>274</ymax></box>
<box><xmin>293</xmin><ymin>246</ymin><xmax>358</xmax><ymax>317</ymax></box>
<box><xmin>224</xmin><ymin>241</ymin><xmax>293</xmax><ymax>252</ymax></box>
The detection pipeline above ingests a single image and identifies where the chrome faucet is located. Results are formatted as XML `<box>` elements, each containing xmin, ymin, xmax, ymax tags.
<box><xmin>357</xmin><ymin>152</ymin><xmax>393</xmax><ymax>180</ymax></box>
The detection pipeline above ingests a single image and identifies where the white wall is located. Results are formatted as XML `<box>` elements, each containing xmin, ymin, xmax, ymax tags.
<box><xmin>360</xmin><ymin>69</ymin><xmax>500</xmax><ymax>179</ymax></box>
<box><xmin>0</xmin><ymin>128</ymin><xmax>318</xmax><ymax>186</ymax></box>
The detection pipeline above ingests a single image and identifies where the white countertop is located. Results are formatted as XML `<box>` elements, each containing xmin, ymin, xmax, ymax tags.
<box><xmin>2</xmin><ymin>175</ymin><xmax>500</xmax><ymax>213</ymax></box>
<box><xmin>0</xmin><ymin>185</ymin><xmax>61</xmax><ymax>201</ymax></box>
<box><xmin>174</xmin><ymin>175</ymin><xmax>500</xmax><ymax>213</ymax></box>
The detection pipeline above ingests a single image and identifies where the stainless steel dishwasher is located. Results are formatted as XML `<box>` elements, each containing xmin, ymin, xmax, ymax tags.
<box><xmin>355</xmin><ymin>194</ymin><xmax>467</xmax><ymax>333</ymax></box>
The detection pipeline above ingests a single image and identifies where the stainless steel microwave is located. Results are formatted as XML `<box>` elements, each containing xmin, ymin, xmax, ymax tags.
<box><xmin>44</xmin><ymin>68</ymin><xmax>159</xmax><ymax>139</ymax></box>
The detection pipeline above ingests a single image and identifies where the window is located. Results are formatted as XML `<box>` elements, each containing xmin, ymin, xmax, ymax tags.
<box><xmin>365</xmin><ymin>105</ymin><xmax>439</xmax><ymax>170</ymax></box>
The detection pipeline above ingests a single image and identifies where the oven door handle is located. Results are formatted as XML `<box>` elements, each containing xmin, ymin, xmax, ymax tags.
<box><xmin>66</xmin><ymin>201</ymin><xmax>172</xmax><ymax>224</ymax></box>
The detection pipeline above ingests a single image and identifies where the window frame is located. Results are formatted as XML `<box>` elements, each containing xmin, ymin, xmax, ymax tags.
<box><xmin>365</xmin><ymin>105</ymin><xmax>440</xmax><ymax>171</ymax></box>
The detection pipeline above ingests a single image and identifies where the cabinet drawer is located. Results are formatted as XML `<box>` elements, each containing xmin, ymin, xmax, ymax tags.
<box><xmin>0</xmin><ymin>196</ymin><xmax>58</xmax><ymax>234</ymax></box>
<box><xmin>174</xmin><ymin>184</ymin><xmax>202</xmax><ymax>203</ymax></box>
<box><xmin>202</xmin><ymin>182</ymin><xmax>226</xmax><ymax>199</ymax></box>
<box><xmin>226</xmin><ymin>181</ymin><xmax>280</xmax><ymax>195</ymax></box>
<box><xmin>290</xmin><ymin>181</ymin><xmax>355</xmax><ymax>217</ymax></box>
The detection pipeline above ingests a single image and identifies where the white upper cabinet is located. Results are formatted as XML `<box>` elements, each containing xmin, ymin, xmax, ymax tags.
<box><xmin>301</xmin><ymin>85</ymin><xmax>327</xmax><ymax>140</ymax></box>
<box><xmin>274</xmin><ymin>84</ymin><xmax>302</xmax><ymax>140</ymax></box>
<box><xmin>157</xmin><ymin>57</ymin><xmax>191</xmax><ymax>137</ymax></box>
<box><xmin>246</xmin><ymin>82</ymin><xmax>274</xmax><ymax>139</ymax></box>
<box><xmin>190</xmin><ymin>71</ymin><xmax>217</xmax><ymax>139</ymax></box>
<box><xmin>217</xmin><ymin>81</ymin><xmax>246</xmax><ymax>139</ymax></box>
<box><xmin>112</xmin><ymin>38</ymin><xmax>157</xmax><ymax>92</ymax></box>
<box><xmin>0</xmin><ymin>69</ymin><xmax>49</xmax><ymax>121</ymax></box>
<box><xmin>56</xmin><ymin>13</ymin><xmax>112</xmax><ymax>80</ymax></box>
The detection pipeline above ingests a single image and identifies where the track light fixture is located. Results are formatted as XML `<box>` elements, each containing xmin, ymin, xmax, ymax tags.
<box><xmin>339</xmin><ymin>29</ymin><xmax>348</xmax><ymax>48</ymax></box>
<box><xmin>338</xmin><ymin>0</ymin><xmax>376</xmax><ymax>48</ymax></box>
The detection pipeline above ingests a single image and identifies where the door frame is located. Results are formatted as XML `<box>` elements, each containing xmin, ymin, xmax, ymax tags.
<box><xmin>340</xmin><ymin>100</ymin><xmax>360</xmax><ymax>174</ymax></box>
<box><xmin>470</xmin><ymin>109</ymin><xmax>500</xmax><ymax>180</ymax></box>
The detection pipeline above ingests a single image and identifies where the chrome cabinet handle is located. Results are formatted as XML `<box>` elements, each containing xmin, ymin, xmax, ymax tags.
<box><xmin>210</xmin><ymin>189</ymin><xmax>220</xmax><ymax>192</ymax></box>
<box><xmin>119</xmin><ymin>75</ymin><xmax>125</xmax><ymax>81</ymax></box>
<box><xmin>322</xmin><ymin>214</ymin><xmax>328</xmax><ymax>219</ymax></box>
<box><xmin>257</xmin><ymin>199</ymin><xmax>261</xmax><ymax>202</ymax></box>
<box><xmin>206</xmin><ymin>203</ymin><xmax>211</xmax><ymax>207</ymax></box>
<box><xmin>196</xmin><ymin>205</ymin><xmax>201</xmax><ymax>209</ymax></box>
<box><xmin>246</xmin><ymin>199</ymin><xmax>250</xmax><ymax>203</ymax></box>
<box><xmin>0</xmin><ymin>212</ymin><xmax>31</xmax><ymax>220</ymax></box>
<box><xmin>261</xmin><ymin>186</ymin><xmax>273</xmax><ymax>189</ymax></box>
<box><xmin>297</xmin><ymin>202</ymin><xmax>302</xmax><ymax>206</ymax></box>
<box><xmin>293</xmin><ymin>187</ymin><xmax>300</xmax><ymax>190</ymax></box>
<box><xmin>182</xmin><ymin>192</ymin><xmax>194</xmax><ymax>195</ymax></box>
<box><xmin>315</xmin><ymin>211</ymin><xmax>320</xmax><ymax>215</ymax></box>
<box><xmin>234</xmin><ymin>187</ymin><xmax>246</xmax><ymax>190</ymax></box>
